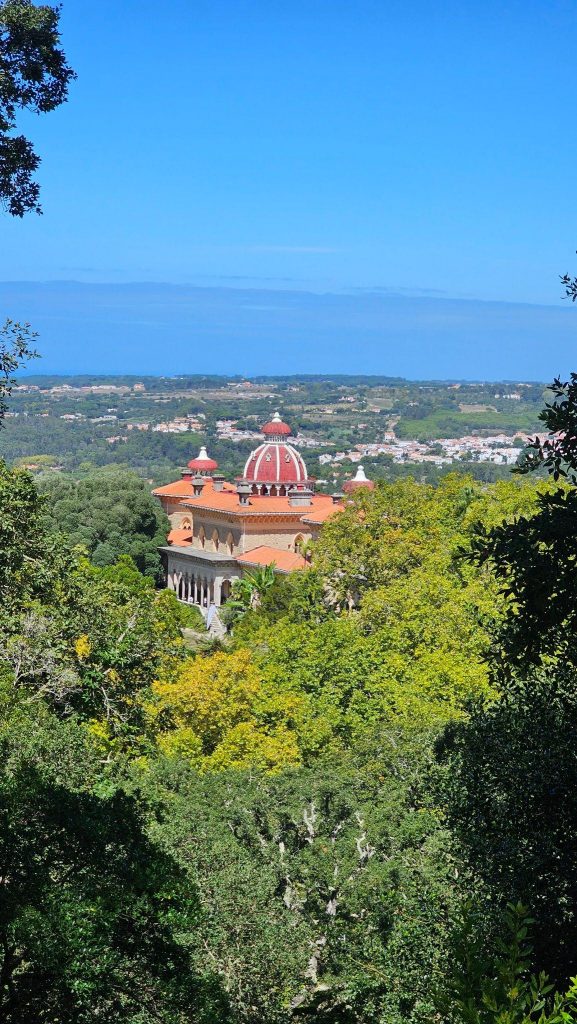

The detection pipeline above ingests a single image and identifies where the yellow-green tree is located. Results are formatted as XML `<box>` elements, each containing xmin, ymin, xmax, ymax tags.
<box><xmin>152</xmin><ymin>648</ymin><xmax>301</xmax><ymax>771</ymax></box>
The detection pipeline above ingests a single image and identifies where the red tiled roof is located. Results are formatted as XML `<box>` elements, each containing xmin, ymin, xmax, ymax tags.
<box><xmin>155</xmin><ymin>475</ymin><xmax>338</xmax><ymax>526</ymax></box>
<box><xmin>153</xmin><ymin>478</ymin><xmax>195</xmax><ymax>499</ymax></box>
<box><xmin>153</xmin><ymin>478</ymin><xmax>236</xmax><ymax>500</ymax></box>
<box><xmin>236</xmin><ymin>546</ymin><xmax>307</xmax><ymax>572</ymax></box>
<box><xmin>300</xmin><ymin>503</ymin><xmax>342</xmax><ymax>525</ymax></box>
<box><xmin>179</xmin><ymin>479</ymin><xmax>335</xmax><ymax>518</ymax></box>
<box><xmin>167</xmin><ymin>528</ymin><xmax>193</xmax><ymax>546</ymax></box>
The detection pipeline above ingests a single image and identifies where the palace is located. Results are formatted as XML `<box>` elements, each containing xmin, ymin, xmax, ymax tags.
<box><xmin>153</xmin><ymin>412</ymin><xmax>373</xmax><ymax>609</ymax></box>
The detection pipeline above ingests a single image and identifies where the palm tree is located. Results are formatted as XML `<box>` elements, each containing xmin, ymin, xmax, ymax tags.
<box><xmin>229</xmin><ymin>564</ymin><xmax>276</xmax><ymax>615</ymax></box>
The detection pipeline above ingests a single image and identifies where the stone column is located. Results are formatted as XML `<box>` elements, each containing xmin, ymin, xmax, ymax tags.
<box><xmin>213</xmin><ymin>577</ymin><xmax>222</xmax><ymax>606</ymax></box>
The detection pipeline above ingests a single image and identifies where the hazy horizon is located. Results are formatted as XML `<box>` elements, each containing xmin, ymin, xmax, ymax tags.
<box><xmin>4</xmin><ymin>279</ymin><xmax>574</xmax><ymax>382</ymax></box>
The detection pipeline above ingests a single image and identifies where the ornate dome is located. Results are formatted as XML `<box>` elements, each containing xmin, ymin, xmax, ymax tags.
<box><xmin>243</xmin><ymin>441</ymin><xmax>308</xmax><ymax>484</ymax></box>
<box><xmin>242</xmin><ymin>413</ymin><xmax>311</xmax><ymax>489</ymax></box>
<box><xmin>343</xmin><ymin>465</ymin><xmax>375</xmax><ymax>493</ymax></box>
<box><xmin>261</xmin><ymin>411</ymin><xmax>292</xmax><ymax>439</ymax></box>
<box><xmin>187</xmin><ymin>445</ymin><xmax>218</xmax><ymax>473</ymax></box>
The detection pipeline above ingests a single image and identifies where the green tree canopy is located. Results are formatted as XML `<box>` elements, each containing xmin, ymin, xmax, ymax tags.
<box><xmin>38</xmin><ymin>466</ymin><xmax>170</xmax><ymax>582</ymax></box>
<box><xmin>0</xmin><ymin>0</ymin><xmax>75</xmax><ymax>216</ymax></box>
<box><xmin>140</xmin><ymin>728</ymin><xmax>458</xmax><ymax>1024</ymax></box>
<box><xmin>0</xmin><ymin>459</ymin><xmax>186</xmax><ymax>750</ymax></box>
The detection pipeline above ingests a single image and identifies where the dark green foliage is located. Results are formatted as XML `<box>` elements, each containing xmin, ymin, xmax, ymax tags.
<box><xmin>0</xmin><ymin>693</ymin><xmax>227</xmax><ymax>1023</ymax></box>
<box><xmin>516</xmin><ymin>374</ymin><xmax>577</xmax><ymax>483</ymax></box>
<box><xmin>560</xmin><ymin>263</ymin><xmax>577</xmax><ymax>305</ymax></box>
<box><xmin>440</xmin><ymin>667</ymin><xmax>577</xmax><ymax>984</ymax></box>
<box><xmin>467</xmin><ymin>488</ymin><xmax>577</xmax><ymax>677</ymax></box>
<box><xmin>444</xmin><ymin>902</ymin><xmax>577</xmax><ymax>1024</ymax></box>
<box><xmin>466</xmin><ymin>375</ymin><xmax>577</xmax><ymax>677</ymax></box>
<box><xmin>0</xmin><ymin>455</ymin><xmax>58</xmax><ymax>612</ymax></box>
<box><xmin>445</xmin><ymin>364</ymin><xmax>577</xmax><ymax>990</ymax></box>
<box><xmin>38</xmin><ymin>467</ymin><xmax>170</xmax><ymax>582</ymax></box>
<box><xmin>0</xmin><ymin>0</ymin><xmax>75</xmax><ymax>215</ymax></box>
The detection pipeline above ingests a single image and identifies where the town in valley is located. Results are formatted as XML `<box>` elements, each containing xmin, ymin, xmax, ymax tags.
<box><xmin>3</xmin><ymin>372</ymin><xmax>544</xmax><ymax>491</ymax></box>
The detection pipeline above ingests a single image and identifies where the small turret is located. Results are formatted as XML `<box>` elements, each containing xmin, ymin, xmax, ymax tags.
<box><xmin>261</xmin><ymin>411</ymin><xmax>292</xmax><ymax>440</ymax></box>
<box><xmin>187</xmin><ymin>445</ymin><xmax>218</xmax><ymax>475</ymax></box>
<box><xmin>343</xmin><ymin>465</ymin><xmax>375</xmax><ymax>494</ymax></box>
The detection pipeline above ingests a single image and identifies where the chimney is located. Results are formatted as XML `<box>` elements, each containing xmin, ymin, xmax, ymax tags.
<box><xmin>236</xmin><ymin>480</ymin><xmax>252</xmax><ymax>507</ymax></box>
<box><xmin>181</xmin><ymin>467</ymin><xmax>193</xmax><ymax>480</ymax></box>
<box><xmin>331</xmin><ymin>491</ymin><xmax>344</xmax><ymax>504</ymax></box>
<box><xmin>192</xmin><ymin>474</ymin><xmax>205</xmax><ymax>497</ymax></box>
<box><xmin>288</xmin><ymin>486</ymin><xmax>313</xmax><ymax>508</ymax></box>
<box><xmin>212</xmin><ymin>473</ymin><xmax>225</xmax><ymax>492</ymax></box>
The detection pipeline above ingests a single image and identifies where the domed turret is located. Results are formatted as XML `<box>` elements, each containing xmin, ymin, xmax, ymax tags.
<box><xmin>261</xmin><ymin>411</ymin><xmax>292</xmax><ymax>440</ymax></box>
<box><xmin>343</xmin><ymin>465</ymin><xmax>374</xmax><ymax>494</ymax></box>
<box><xmin>187</xmin><ymin>445</ymin><xmax>218</xmax><ymax>474</ymax></box>
<box><xmin>243</xmin><ymin>442</ymin><xmax>308</xmax><ymax>485</ymax></box>
<box><xmin>243</xmin><ymin>413</ymin><xmax>312</xmax><ymax>493</ymax></box>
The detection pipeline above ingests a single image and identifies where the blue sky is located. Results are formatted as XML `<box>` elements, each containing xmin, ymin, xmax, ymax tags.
<box><xmin>3</xmin><ymin>0</ymin><xmax>577</xmax><ymax>378</ymax></box>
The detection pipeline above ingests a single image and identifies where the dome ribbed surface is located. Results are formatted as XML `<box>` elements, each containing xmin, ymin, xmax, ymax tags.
<box><xmin>243</xmin><ymin>442</ymin><xmax>308</xmax><ymax>483</ymax></box>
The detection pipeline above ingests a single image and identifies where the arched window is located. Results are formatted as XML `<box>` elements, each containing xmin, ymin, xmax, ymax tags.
<box><xmin>181</xmin><ymin>517</ymin><xmax>191</xmax><ymax>530</ymax></box>
<box><xmin>294</xmin><ymin>534</ymin><xmax>305</xmax><ymax>554</ymax></box>
<box><xmin>212</xmin><ymin>528</ymin><xmax>219</xmax><ymax>551</ymax></box>
<box><xmin>198</xmin><ymin>525</ymin><xmax>206</xmax><ymax>549</ymax></box>
<box><xmin>221</xmin><ymin>579</ymin><xmax>232</xmax><ymax>601</ymax></box>
<box><xmin>226</xmin><ymin>531</ymin><xmax>234</xmax><ymax>555</ymax></box>
<box><xmin>269</xmin><ymin>485</ymin><xmax>278</xmax><ymax>496</ymax></box>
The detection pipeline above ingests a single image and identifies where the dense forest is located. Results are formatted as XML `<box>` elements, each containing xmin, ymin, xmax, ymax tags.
<box><xmin>3</xmin><ymin>383</ymin><xmax>577</xmax><ymax>1020</ymax></box>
